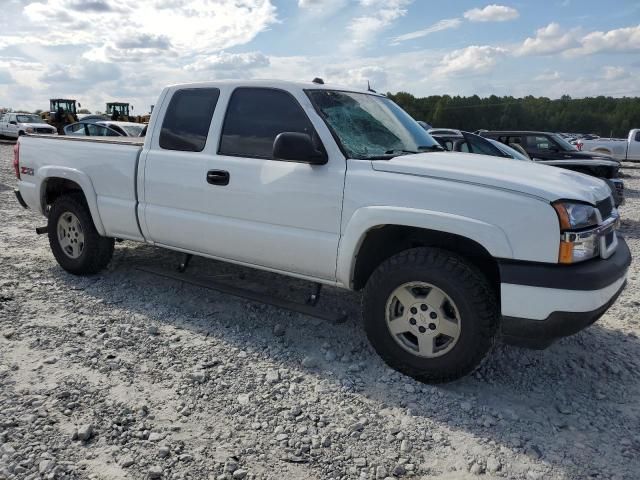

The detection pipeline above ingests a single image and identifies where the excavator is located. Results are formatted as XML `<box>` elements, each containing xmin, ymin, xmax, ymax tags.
<box><xmin>42</xmin><ymin>99</ymin><xmax>79</xmax><ymax>134</ymax></box>
<box><xmin>106</xmin><ymin>102</ymin><xmax>151</xmax><ymax>124</ymax></box>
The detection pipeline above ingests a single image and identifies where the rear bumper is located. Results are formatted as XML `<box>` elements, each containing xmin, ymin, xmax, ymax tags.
<box><xmin>499</xmin><ymin>236</ymin><xmax>631</xmax><ymax>348</ymax></box>
<box><xmin>14</xmin><ymin>188</ymin><xmax>28</xmax><ymax>209</ymax></box>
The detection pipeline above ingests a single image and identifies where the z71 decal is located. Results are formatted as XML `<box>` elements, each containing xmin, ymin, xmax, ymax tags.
<box><xmin>21</xmin><ymin>167</ymin><xmax>34</xmax><ymax>176</ymax></box>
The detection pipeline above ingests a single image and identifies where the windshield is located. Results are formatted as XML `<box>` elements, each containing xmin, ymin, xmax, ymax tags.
<box><xmin>16</xmin><ymin>115</ymin><xmax>45</xmax><ymax>124</ymax></box>
<box><xmin>120</xmin><ymin>124</ymin><xmax>144</xmax><ymax>136</ymax></box>
<box><xmin>487</xmin><ymin>139</ymin><xmax>530</xmax><ymax>161</ymax></box>
<box><xmin>306</xmin><ymin>90</ymin><xmax>442</xmax><ymax>159</ymax></box>
<box><xmin>551</xmin><ymin>133</ymin><xmax>578</xmax><ymax>151</ymax></box>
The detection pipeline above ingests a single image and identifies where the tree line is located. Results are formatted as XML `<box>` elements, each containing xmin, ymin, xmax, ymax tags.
<box><xmin>388</xmin><ymin>92</ymin><xmax>640</xmax><ymax>138</ymax></box>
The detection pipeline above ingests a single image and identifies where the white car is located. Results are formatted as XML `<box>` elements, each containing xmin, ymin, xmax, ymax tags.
<box><xmin>13</xmin><ymin>79</ymin><xmax>630</xmax><ymax>383</ymax></box>
<box><xmin>577</xmin><ymin>129</ymin><xmax>640</xmax><ymax>162</ymax></box>
<box><xmin>0</xmin><ymin>112</ymin><xmax>57</xmax><ymax>138</ymax></box>
<box><xmin>64</xmin><ymin>120</ymin><xmax>145</xmax><ymax>137</ymax></box>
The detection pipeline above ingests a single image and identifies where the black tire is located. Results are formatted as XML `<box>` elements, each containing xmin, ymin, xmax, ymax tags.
<box><xmin>363</xmin><ymin>247</ymin><xmax>499</xmax><ymax>384</ymax></box>
<box><xmin>48</xmin><ymin>194</ymin><xmax>114</xmax><ymax>275</ymax></box>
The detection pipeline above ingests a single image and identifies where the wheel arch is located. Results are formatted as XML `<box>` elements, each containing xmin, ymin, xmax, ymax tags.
<box><xmin>592</xmin><ymin>147</ymin><xmax>613</xmax><ymax>155</ymax></box>
<box><xmin>338</xmin><ymin>207</ymin><xmax>512</xmax><ymax>292</ymax></box>
<box><xmin>38</xmin><ymin>167</ymin><xmax>106</xmax><ymax>235</ymax></box>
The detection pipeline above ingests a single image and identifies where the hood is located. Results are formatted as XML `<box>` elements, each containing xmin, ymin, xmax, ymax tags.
<box><xmin>21</xmin><ymin>123</ymin><xmax>55</xmax><ymax>130</ymax></box>
<box><xmin>371</xmin><ymin>151</ymin><xmax>612</xmax><ymax>204</ymax></box>
<box><xmin>558</xmin><ymin>150</ymin><xmax>620</xmax><ymax>164</ymax></box>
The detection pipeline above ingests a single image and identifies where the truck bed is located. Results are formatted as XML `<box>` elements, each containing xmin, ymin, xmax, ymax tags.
<box><xmin>28</xmin><ymin>133</ymin><xmax>145</xmax><ymax>145</ymax></box>
<box><xmin>17</xmin><ymin>134</ymin><xmax>145</xmax><ymax>242</ymax></box>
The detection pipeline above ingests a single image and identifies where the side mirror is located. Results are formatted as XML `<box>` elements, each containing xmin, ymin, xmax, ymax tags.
<box><xmin>273</xmin><ymin>132</ymin><xmax>327</xmax><ymax>165</ymax></box>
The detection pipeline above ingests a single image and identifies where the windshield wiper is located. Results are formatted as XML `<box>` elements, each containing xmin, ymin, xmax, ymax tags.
<box><xmin>384</xmin><ymin>149</ymin><xmax>421</xmax><ymax>155</ymax></box>
<box><xmin>418</xmin><ymin>145</ymin><xmax>445</xmax><ymax>152</ymax></box>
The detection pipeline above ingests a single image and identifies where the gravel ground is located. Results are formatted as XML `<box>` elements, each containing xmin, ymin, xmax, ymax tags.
<box><xmin>0</xmin><ymin>139</ymin><xmax>639</xmax><ymax>480</ymax></box>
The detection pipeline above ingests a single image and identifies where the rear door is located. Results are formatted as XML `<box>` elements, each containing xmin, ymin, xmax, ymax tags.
<box><xmin>142</xmin><ymin>85</ymin><xmax>345</xmax><ymax>281</ymax></box>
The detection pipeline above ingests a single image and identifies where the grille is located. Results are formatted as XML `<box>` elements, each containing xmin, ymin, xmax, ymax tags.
<box><xmin>596</xmin><ymin>196</ymin><xmax>614</xmax><ymax>220</ymax></box>
<box><xmin>35</xmin><ymin>128</ymin><xmax>54</xmax><ymax>134</ymax></box>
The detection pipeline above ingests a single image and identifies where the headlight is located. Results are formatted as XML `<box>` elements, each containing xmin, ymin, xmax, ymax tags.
<box><xmin>552</xmin><ymin>201</ymin><xmax>601</xmax><ymax>264</ymax></box>
<box><xmin>25</xmin><ymin>127</ymin><xmax>34</xmax><ymax>133</ymax></box>
<box><xmin>552</xmin><ymin>201</ymin><xmax>598</xmax><ymax>231</ymax></box>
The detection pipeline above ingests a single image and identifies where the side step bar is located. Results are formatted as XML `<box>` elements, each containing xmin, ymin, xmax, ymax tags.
<box><xmin>136</xmin><ymin>265</ymin><xmax>348</xmax><ymax>325</ymax></box>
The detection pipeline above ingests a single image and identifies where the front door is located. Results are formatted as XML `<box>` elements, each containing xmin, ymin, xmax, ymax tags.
<box><xmin>142</xmin><ymin>86</ymin><xmax>346</xmax><ymax>281</ymax></box>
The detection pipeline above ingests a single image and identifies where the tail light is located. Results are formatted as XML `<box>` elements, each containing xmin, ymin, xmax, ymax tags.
<box><xmin>13</xmin><ymin>142</ymin><xmax>20</xmax><ymax>179</ymax></box>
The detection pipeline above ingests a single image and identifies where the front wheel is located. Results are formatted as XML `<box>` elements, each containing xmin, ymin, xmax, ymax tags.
<box><xmin>363</xmin><ymin>247</ymin><xmax>499</xmax><ymax>383</ymax></box>
<box><xmin>48</xmin><ymin>194</ymin><xmax>114</xmax><ymax>275</ymax></box>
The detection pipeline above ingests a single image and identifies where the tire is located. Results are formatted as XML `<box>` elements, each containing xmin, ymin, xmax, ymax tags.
<box><xmin>48</xmin><ymin>193</ymin><xmax>114</xmax><ymax>275</ymax></box>
<box><xmin>362</xmin><ymin>247</ymin><xmax>499</xmax><ymax>384</ymax></box>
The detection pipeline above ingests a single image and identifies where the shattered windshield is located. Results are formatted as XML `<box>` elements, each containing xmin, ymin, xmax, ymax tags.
<box><xmin>306</xmin><ymin>90</ymin><xmax>442</xmax><ymax>159</ymax></box>
<box><xmin>16</xmin><ymin>115</ymin><xmax>45</xmax><ymax>124</ymax></box>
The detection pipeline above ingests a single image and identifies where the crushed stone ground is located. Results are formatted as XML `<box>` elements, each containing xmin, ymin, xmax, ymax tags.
<box><xmin>0</xmin><ymin>140</ymin><xmax>639</xmax><ymax>480</ymax></box>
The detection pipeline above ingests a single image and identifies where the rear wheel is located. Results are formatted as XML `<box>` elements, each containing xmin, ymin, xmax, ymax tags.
<box><xmin>48</xmin><ymin>194</ymin><xmax>114</xmax><ymax>275</ymax></box>
<box><xmin>363</xmin><ymin>247</ymin><xmax>499</xmax><ymax>383</ymax></box>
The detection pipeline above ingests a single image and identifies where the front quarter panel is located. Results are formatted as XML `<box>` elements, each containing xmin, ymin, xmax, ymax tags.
<box><xmin>337</xmin><ymin>160</ymin><xmax>560</xmax><ymax>287</ymax></box>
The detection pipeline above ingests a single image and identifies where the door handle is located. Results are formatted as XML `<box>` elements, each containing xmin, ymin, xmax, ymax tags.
<box><xmin>206</xmin><ymin>170</ymin><xmax>230</xmax><ymax>186</ymax></box>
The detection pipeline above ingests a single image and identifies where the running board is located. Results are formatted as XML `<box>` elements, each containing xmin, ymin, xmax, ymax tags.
<box><xmin>136</xmin><ymin>265</ymin><xmax>348</xmax><ymax>325</ymax></box>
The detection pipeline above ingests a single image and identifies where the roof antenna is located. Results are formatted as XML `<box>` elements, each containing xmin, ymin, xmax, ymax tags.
<box><xmin>367</xmin><ymin>80</ymin><xmax>377</xmax><ymax>93</ymax></box>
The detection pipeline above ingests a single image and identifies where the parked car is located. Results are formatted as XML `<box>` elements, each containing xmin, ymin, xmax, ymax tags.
<box><xmin>576</xmin><ymin>129</ymin><xmax>640</xmax><ymax>162</ymax></box>
<box><xmin>64</xmin><ymin>120</ymin><xmax>146</xmax><ymax>137</ymax></box>
<box><xmin>430</xmin><ymin>129</ymin><xmax>528</xmax><ymax>160</ymax></box>
<box><xmin>479</xmin><ymin>130</ymin><xmax>624</xmax><ymax>205</ymax></box>
<box><xmin>13</xmin><ymin>79</ymin><xmax>630</xmax><ymax>383</ymax></box>
<box><xmin>0</xmin><ymin>112</ymin><xmax>57</xmax><ymax>138</ymax></box>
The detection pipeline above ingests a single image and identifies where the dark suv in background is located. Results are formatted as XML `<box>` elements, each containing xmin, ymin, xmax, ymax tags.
<box><xmin>478</xmin><ymin>130</ymin><xmax>624</xmax><ymax>205</ymax></box>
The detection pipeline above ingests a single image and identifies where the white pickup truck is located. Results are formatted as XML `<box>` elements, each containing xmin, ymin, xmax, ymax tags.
<box><xmin>577</xmin><ymin>129</ymin><xmax>640</xmax><ymax>162</ymax></box>
<box><xmin>0</xmin><ymin>112</ymin><xmax>57</xmax><ymax>138</ymax></box>
<box><xmin>13</xmin><ymin>80</ymin><xmax>631</xmax><ymax>383</ymax></box>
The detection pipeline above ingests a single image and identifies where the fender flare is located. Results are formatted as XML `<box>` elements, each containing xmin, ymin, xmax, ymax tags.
<box><xmin>37</xmin><ymin>166</ymin><xmax>106</xmax><ymax>236</ymax></box>
<box><xmin>336</xmin><ymin>206</ymin><xmax>513</xmax><ymax>288</ymax></box>
<box><xmin>591</xmin><ymin>147</ymin><xmax>613</xmax><ymax>156</ymax></box>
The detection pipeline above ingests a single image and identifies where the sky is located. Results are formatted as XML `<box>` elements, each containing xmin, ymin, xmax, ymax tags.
<box><xmin>0</xmin><ymin>0</ymin><xmax>639</xmax><ymax>113</ymax></box>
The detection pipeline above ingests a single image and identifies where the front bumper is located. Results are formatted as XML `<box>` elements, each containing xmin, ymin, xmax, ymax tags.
<box><xmin>499</xmin><ymin>236</ymin><xmax>631</xmax><ymax>349</ymax></box>
<box><xmin>14</xmin><ymin>188</ymin><xmax>28</xmax><ymax>209</ymax></box>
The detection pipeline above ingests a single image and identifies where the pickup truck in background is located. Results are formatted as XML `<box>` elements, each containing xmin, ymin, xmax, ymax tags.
<box><xmin>13</xmin><ymin>80</ymin><xmax>631</xmax><ymax>383</ymax></box>
<box><xmin>576</xmin><ymin>129</ymin><xmax>640</xmax><ymax>162</ymax></box>
<box><xmin>0</xmin><ymin>112</ymin><xmax>57</xmax><ymax>138</ymax></box>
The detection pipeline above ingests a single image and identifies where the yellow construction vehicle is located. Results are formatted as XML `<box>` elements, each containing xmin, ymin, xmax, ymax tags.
<box><xmin>42</xmin><ymin>99</ymin><xmax>79</xmax><ymax>134</ymax></box>
<box><xmin>106</xmin><ymin>102</ymin><xmax>151</xmax><ymax>124</ymax></box>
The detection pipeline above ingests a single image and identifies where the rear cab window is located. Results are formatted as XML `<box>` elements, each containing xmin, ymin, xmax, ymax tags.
<box><xmin>160</xmin><ymin>88</ymin><xmax>220</xmax><ymax>152</ymax></box>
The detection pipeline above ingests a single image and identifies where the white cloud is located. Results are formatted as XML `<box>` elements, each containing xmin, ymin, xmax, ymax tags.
<box><xmin>437</xmin><ymin>45</ymin><xmax>507</xmax><ymax>76</ymax></box>
<box><xmin>348</xmin><ymin>0</ymin><xmax>412</xmax><ymax>48</ymax></box>
<box><xmin>602</xmin><ymin>66</ymin><xmax>627</xmax><ymax>80</ymax></box>
<box><xmin>185</xmin><ymin>51</ymin><xmax>270</xmax><ymax>76</ymax></box>
<box><xmin>517</xmin><ymin>23</ymin><xmax>640</xmax><ymax>57</ymax></box>
<box><xmin>534</xmin><ymin>71</ymin><xmax>561</xmax><ymax>81</ymax></box>
<box><xmin>298</xmin><ymin>0</ymin><xmax>347</xmax><ymax>13</ymax></box>
<box><xmin>516</xmin><ymin>23</ymin><xmax>579</xmax><ymax>56</ymax></box>
<box><xmin>24</xmin><ymin>0</ymin><xmax>278</xmax><ymax>57</ymax></box>
<box><xmin>463</xmin><ymin>4</ymin><xmax>519</xmax><ymax>22</ymax></box>
<box><xmin>326</xmin><ymin>65</ymin><xmax>388</xmax><ymax>90</ymax></box>
<box><xmin>391</xmin><ymin>18</ymin><xmax>462</xmax><ymax>44</ymax></box>
<box><xmin>570</xmin><ymin>24</ymin><xmax>640</xmax><ymax>55</ymax></box>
